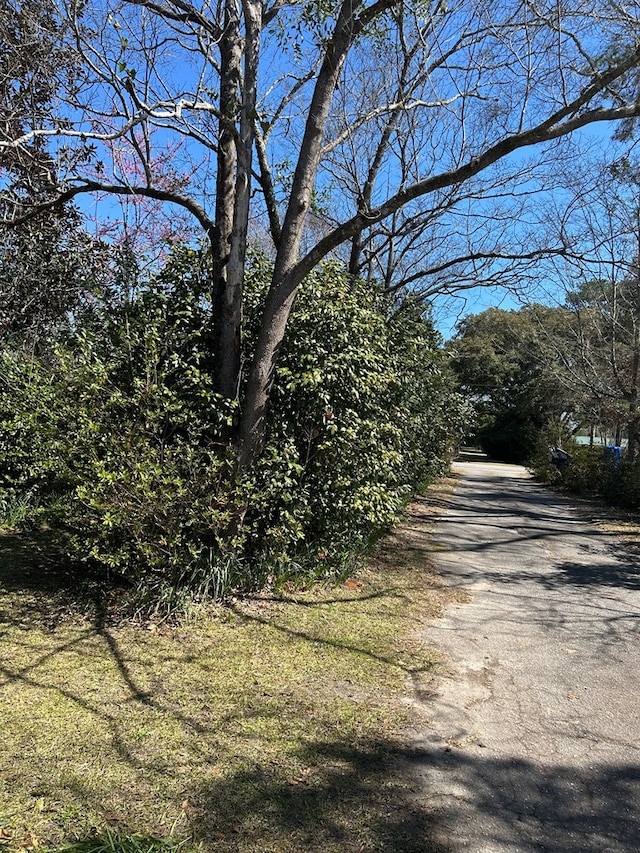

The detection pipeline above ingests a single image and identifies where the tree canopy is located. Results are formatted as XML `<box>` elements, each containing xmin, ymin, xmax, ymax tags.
<box><xmin>3</xmin><ymin>0</ymin><xmax>640</xmax><ymax>464</ymax></box>
<box><xmin>450</xmin><ymin>306</ymin><xmax>574</xmax><ymax>463</ymax></box>
<box><xmin>452</xmin><ymin>274</ymin><xmax>640</xmax><ymax>464</ymax></box>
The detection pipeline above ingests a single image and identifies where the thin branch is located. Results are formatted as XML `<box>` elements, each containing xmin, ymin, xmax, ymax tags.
<box><xmin>384</xmin><ymin>246</ymin><xmax>577</xmax><ymax>294</ymax></box>
<box><xmin>124</xmin><ymin>0</ymin><xmax>222</xmax><ymax>39</ymax></box>
<box><xmin>292</xmin><ymin>84</ymin><xmax>640</xmax><ymax>289</ymax></box>
<box><xmin>4</xmin><ymin>179</ymin><xmax>216</xmax><ymax>234</ymax></box>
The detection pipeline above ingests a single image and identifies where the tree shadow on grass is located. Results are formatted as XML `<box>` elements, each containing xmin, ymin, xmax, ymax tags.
<box><xmin>187</xmin><ymin>737</ymin><xmax>640</xmax><ymax>853</ymax></box>
<box><xmin>0</xmin><ymin>528</ymin><xmax>102</xmax><ymax>627</ymax></box>
<box><xmin>35</xmin><ymin>734</ymin><xmax>640</xmax><ymax>853</ymax></box>
<box><xmin>189</xmin><ymin>737</ymin><xmax>451</xmax><ymax>853</ymax></box>
<box><xmin>0</xmin><ymin>528</ymin><xmax>71</xmax><ymax>586</ymax></box>
<box><xmin>0</xmin><ymin>526</ymin><xmax>142</xmax><ymax>630</ymax></box>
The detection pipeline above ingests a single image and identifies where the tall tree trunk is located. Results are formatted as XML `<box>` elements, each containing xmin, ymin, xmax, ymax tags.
<box><xmin>211</xmin><ymin>0</ymin><xmax>243</xmax><ymax>401</ymax></box>
<box><xmin>627</xmin><ymin>228</ymin><xmax>640</xmax><ymax>462</ymax></box>
<box><xmin>210</xmin><ymin>0</ymin><xmax>261</xmax><ymax>405</ymax></box>
<box><xmin>237</xmin><ymin>0</ymin><xmax>366</xmax><ymax>468</ymax></box>
<box><xmin>627</xmin><ymin>275</ymin><xmax>640</xmax><ymax>462</ymax></box>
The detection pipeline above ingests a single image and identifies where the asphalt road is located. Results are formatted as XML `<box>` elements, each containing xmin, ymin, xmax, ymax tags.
<box><xmin>410</xmin><ymin>459</ymin><xmax>640</xmax><ymax>853</ymax></box>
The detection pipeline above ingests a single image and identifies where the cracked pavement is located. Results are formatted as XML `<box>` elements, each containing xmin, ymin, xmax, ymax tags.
<box><xmin>408</xmin><ymin>458</ymin><xmax>640</xmax><ymax>853</ymax></box>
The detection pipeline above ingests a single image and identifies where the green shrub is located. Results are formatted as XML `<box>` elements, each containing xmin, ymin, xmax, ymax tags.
<box><xmin>0</xmin><ymin>349</ymin><xmax>72</xmax><ymax>527</ymax></box>
<box><xmin>600</xmin><ymin>458</ymin><xmax>640</xmax><ymax>508</ymax></box>
<box><xmin>0</xmin><ymin>248</ymin><xmax>469</xmax><ymax>608</ymax></box>
<box><xmin>242</xmin><ymin>260</ymin><xmax>467</xmax><ymax>582</ymax></box>
<box><xmin>556</xmin><ymin>445</ymin><xmax>604</xmax><ymax>495</ymax></box>
<box><xmin>55</xmin><ymin>250</ymin><xmax>244</xmax><ymax>602</ymax></box>
<box><xmin>530</xmin><ymin>434</ymin><xmax>640</xmax><ymax>510</ymax></box>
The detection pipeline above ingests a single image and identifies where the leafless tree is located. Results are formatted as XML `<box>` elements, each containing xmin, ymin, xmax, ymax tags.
<box><xmin>3</xmin><ymin>0</ymin><xmax>640</xmax><ymax>466</ymax></box>
<box><xmin>537</xmin><ymin>154</ymin><xmax>640</xmax><ymax>458</ymax></box>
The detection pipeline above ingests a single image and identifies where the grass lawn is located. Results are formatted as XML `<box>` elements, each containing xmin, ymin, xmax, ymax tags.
<box><xmin>0</xmin><ymin>482</ymin><xmax>462</xmax><ymax>853</ymax></box>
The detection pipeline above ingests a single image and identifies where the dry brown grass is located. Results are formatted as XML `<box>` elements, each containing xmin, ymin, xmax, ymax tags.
<box><xmin>0</xmin><ymin>479</ymin><xmax>462</xmax><ymax>853</ymax></box>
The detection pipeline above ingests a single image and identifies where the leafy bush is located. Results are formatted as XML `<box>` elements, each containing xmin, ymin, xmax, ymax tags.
<box><xmin>0</xmin><ymin>248</ymin><xmax>469</xmax><ymax>608</ymax></box>
<box><xmin>530</xmin><ymin>435</ymin><xmax>640</xmax><ymax>510</ymax></box>
<box><xmin>242</xmin><ymin>260</ymin><xmax>467</xmax><ymax>582</ymax></box>
<box><xmin>55</xmin><ymin>249</ymin><xmax>242</xmax><ymax>604</ymax></box>
<box><xmin>604</xmin><ymin>461</ymin><xmax>640</xmax><ymax>508</ymax></box>
<box><xmin>550</xmin><ymin>445</ymin><xmax>603</xmax><ymax>495</ymax></box>
<box><xmin>0</xmin><ymin>349</ymin><xmax>71</xmax><ymax>527</ymax></box>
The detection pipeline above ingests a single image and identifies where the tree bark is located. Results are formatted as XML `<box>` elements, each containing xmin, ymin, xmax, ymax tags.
<box><xmin>626</xmin><ymin>274</ymin><xmax>640</xmax><ymax>462</ymax></box>
<box><xmin>237</xmin><ymin>0</ymin><xmax>368</xmax><ymax>468</ymax></box>
<box><xmin>211</xmin><ymin>0</ymin><xmax>243</xmax><ymax>402</ymax></box>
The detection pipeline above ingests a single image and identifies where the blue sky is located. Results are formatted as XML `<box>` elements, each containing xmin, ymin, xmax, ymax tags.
<box><xmin>429</xmin><ymin>123</ymin><xmax>628</xmax><ymax>341</ymax></box>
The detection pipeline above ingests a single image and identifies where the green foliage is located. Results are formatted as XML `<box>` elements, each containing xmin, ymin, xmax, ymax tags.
<box><xmin>0</xmin><ymin>208</ymin><xmax>105</xmax><ymax>341</ymax></box>
<box><xmin>241</xmin><ymin>259</ymin><xmax>467</xmax><ymax>583</ymax></box>
<box><xmin>451</xmin><ymin>306</ymin><xmax>573</xmax><ymax>464</ymax></box>
<box><xmin>530</xmin><ymin>432</ymin><xmax>640</xmax><ymax>509</ymax></box>
<box><xmin>0</xmin><ymin>247</ymin><xmax>468</xmax><ymax>608</ymax></box>
<box><xmin>0</xmin><ymin>349</ymin><xmax>70</xmax><ymax>521</ymax></box>
<box><xmin>53</xmin><ymin>247</ymin><xmax>242</xmax><ymax>603</ymax></box>
<box><xmin>531</xmin><ymin>443</ymin><xmax>603</xmax><ymax>495</ymax></box>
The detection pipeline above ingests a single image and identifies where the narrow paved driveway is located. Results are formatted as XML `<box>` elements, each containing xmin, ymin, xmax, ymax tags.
<box><xmin>411</xmin><ymin>460</ymin><xmax>640</xmax><ymax>853</ymax></box>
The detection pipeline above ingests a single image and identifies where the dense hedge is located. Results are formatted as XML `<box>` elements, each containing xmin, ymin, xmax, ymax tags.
<box><xmin>530</xmin><ymin>441</ymin><xmax>640</xmax><ymax>509</ymax></box>
<box><xmin>0</xmin><ymin>249</ymin><xmax>469</xmax><ymax>608</ymax></box>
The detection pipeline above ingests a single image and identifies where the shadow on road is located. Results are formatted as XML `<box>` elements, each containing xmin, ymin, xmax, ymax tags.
<box><xmin>426</xmin><ymin>475</ymin><xmax>640</xmax><ymax>591</ymax></box>
<box><xmin>402</xmin><ymin>745</ymin><xmax>640</xmax><ymax>853</ymax></box>
<box><xmin>554</xmin><ymin>556</ymin><xmax>640</xmax><ymax>590</ymax></box>
<box><xmin>185</xmin><ymin>736</ymin><xmax>640</xmax><ymax>853</ymax></box>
